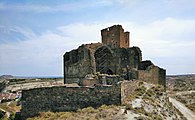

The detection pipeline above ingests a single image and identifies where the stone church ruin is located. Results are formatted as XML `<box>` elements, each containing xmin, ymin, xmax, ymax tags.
<box><xmin>21</xmin><ymin>25</ymin><xmax>166</xmax><ymax>119</ymax></box>
<box><xmin>64</xmin><ymin>25</ymin><xmax>166</xmax><ymax>86</ymax></box>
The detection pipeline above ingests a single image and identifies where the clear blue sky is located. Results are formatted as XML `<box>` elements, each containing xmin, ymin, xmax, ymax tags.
<box><xmin>0</xmin><ymin>0</ymin><xmax>195</xmax><ymax>76</ymax></box>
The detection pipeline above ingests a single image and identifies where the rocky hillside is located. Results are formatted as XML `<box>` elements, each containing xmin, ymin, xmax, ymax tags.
<box><xmin>28</xmin><ymin>81</ymin><xmax>184</xmax><ymax>120</ymax></box>
<box><xmin>167</xmin><ymin>75</ymin><xmax>195</xmax><ymax>113</ymax></box>
<box><xmin>167</xmin><ymin>75</ymin><xmax>195</xmax><ymax>91</ymax></box>
<box><xmin>0</xmin><ymin>75</ymin><xmax>14</xmax><ymax>80</ymax></box>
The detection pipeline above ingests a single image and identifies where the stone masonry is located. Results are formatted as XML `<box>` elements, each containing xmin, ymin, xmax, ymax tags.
<box><xmin>64</xmin><ymin>25</ymin><xmax>166</xmax><ymax>87</ymax></box>
<box><xmin>21</xmin><ymin>25</ymin><xmax>166</xmax><ymax>119</ymax></box>
<box><xmin>21</xmin><ymin>84</ymin><xmax>121</xmax><ymax>119</ymax></box>
<box><xmin>101</xmin><ymin>25</ymin><xmax>129</xmax><ymax>48</ymax></box>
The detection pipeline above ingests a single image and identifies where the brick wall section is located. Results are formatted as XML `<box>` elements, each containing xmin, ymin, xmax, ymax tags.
<box><xmin>21</xmin><ymin>85</ymin><xmax>121</xmax><ymax>119</ymax></box>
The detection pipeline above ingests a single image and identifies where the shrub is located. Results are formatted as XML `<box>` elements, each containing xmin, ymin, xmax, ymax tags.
<box><xmin>135</xmin><ymin>86</ymin><xmax>146</xmax><ymax>96</ymax></box>
<box><xmin>138</xmin><ymin>81</ymin><xmax>144</xmax><ymax>86</ymax></box>
<box><xmin>8</xmin><ymin>113</ymin><xmax>15</xmax><ymax>120</ymax></box>
<box><xmin>0</xmin><ymin>110</ymin><xmax>6</xmax><ymax>119</ymax></box>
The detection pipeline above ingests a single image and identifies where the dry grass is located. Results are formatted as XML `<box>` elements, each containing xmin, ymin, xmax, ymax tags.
<box><xmin>0</xmin><ymin>101</ymin><xmax>20</xmax><ymax>113</ymax></box>
<box><xmin>126</xmin><ymin>84</ymin><xmax>147</xmax><ymax>101</ymax></box>
<box><xmin>27</xmin><ymin>105</ymin><xmax>125</xmax><ymax>120</ymax></box>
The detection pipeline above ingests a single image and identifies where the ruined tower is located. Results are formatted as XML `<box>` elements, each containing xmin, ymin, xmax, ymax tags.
<box><xmin>64</xmin><ymin>25</ymin><xmax>165</xmax><ymax>87</ymax></box>
<box><xmin>101</xmin><ymin>25</ymin><xmax>129</xmax><ymax>48</ymax></box>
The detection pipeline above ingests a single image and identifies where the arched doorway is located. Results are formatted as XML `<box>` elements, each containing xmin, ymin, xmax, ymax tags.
<box><xmin>106</xmin><ymin>69</ymin><xmax>113</xmax><ymax>75</ymax></box>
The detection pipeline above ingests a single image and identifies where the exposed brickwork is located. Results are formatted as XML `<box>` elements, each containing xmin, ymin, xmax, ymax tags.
<box><xmin>101</xmin><ymin>25</ymin><xmax>129</xmax><ymax>48</ymax></box>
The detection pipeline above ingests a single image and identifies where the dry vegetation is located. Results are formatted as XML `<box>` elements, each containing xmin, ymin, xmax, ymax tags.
<box><xmin>1</xmin><ymin>76</ymin><xmax>191</xmax><ymax>120</ymax></box>
<box><xmin>167</xmin><ymin>75</ymin><xmax>195</xmax><ymax>113</ymax></box>
<box><xmin>173</xmin><ymin>92</ymin><xmax>195</xmax><ymax>112</ymax></box>
<box><xmin>124</xmin><ymin>81</ymin><xmax>184</xmax><ymax>120</ymax></box>
<box><xmin>0</xmin><ymin>101</ymin><xmax>20</xmax><ymax>120</ymax></box>
<box><xmin>28</xmin><ymin>81</ymin><xmax>184</xmax><ymax>120</ymax></box>
<box><xmin>167</xmin><ymin>75</ymin><xmax>195</xmax><ymax>91</ymax></box>
<box><xmin>0</xmin><ymin>101</ymin><xmax>20</xmax><ymax>113</ymax></box>
<box><xmin>27</xmin><ymin>105</ymin><xmax>125</xmax><ymax>120</ymax></box>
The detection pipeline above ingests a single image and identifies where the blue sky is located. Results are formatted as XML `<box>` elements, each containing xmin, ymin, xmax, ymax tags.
<box><xmin>0</xmin><ymin>0</ymin><xmax>195</xmax><ymax>76</ymax></box>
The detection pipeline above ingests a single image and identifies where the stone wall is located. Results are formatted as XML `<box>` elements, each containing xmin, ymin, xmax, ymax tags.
<box><xmin>158</xmin><ymin>68</ymin><xmax>166</xmax><ymax>87</ymax></box>
<box><xmin>63</xmin><ymin>24</ymin><xmax>165</xmax><ymax>86</ymax></box>
<box><xmin>138</xmin><ymin>60</ymin><xmax>153</xmax><ymax>70</ymax></box>
<box><xmin>64</xmin><ymin>43</ymin><xmax>102</xmax><ymax>84</ymax></box>
<box><xmin>94</xmin><ymin>46</ymin><xmax>115</xmax><ymax>74</ymax></box>
<box><xmin>101</xmin><ymin>25</ymin><xmax>129</xmax><ymax>48</ymax></box>
<box><xmin>120</xmin><ymin>80</ymin><xmax>140</xmax><ymax>104</ymax></box>
<box><xmin>64</xmin><ymin>43</ymin><xmax>142</xmax><ymax>84</ymax></box>
<box><xmin>21</xmin><ymin>85</ymin><xmax>121</xmax><ymax>119</ymax></box>
<box><xmin>94</xmin><ymin>46</ymin><xmax>142</xmax><ymax>76</ymax></box>
<box><xmin>138</xmin><ymin>65</ymin><xmax>166</xmax><ymax>87</ymax></box>
<box><xmin>80</xmin><ymin>74</ymin><xmax>124</xmax><ymax>86</ymax></box>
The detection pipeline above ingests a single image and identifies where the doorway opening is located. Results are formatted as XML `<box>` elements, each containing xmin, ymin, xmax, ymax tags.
<box><xmin>106</xmin><ymin>69</ymin><xmax>113</xmax><ymax>75</ymax></box>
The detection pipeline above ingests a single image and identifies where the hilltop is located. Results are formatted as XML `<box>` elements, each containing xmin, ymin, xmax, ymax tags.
<box><xmin>0</xmin><ymin>75</ymin><xmax>14</xmax><ymax>80</ymax></box>
<box><xmin>0</xmin><ymin>75</ymin><xmax>194</xmax><ymax>120</ymax></box>
<box><xmin>28</xmin><ymin>81</ymin><xmax>184</xmax><ymax>120</ymax></box>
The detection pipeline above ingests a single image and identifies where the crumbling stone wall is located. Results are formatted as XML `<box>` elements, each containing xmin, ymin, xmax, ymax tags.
<box><xmin>138</xmin><ymin>60</ymin><xmax>153</xmax><ymax>70</ymax></box>
<box><xmin>120</xmin><ymin>80</ymin><xmax>140</xmax><ymax>104</ymax></box>
<box><xmin>80</xmin><ymin>74</ymin><xmax>124</xmax><ymax>86</ymax></box>
<box><xmin>158</xmin><ymin>68</ymin><xmax>166</xmax><ymax>87</ymax></box>
<box><xmin>63</xmin><ymin>24</ymin><xmax>166</xmax><ymax>87</ymax></box>
<box><xmin>64</xmin><ymin>44</ymin><xmax>142</xmax><ymax>84</ymax></box>
<box><xmin>64</xmin><ymin>43</ymin><xmax>102</xmax><ymax>84</ymax></box>
<box><xmin>138</xmin><ymin>65</ymin><xmax>166</xmax><ymax>87</ymax></box>
<box><xmin>94</xmin><ymin>46</ymin><xmax>115</xmax><ymax>74</ymax></box>
<box><xmin>94</xmin><ymin>46</ymin><xmax>142</xmax><ymax>76</ymax></box>
<box><xmin>21</xmin><ymin>85</ymin><xmax>121</xmax><ymax>119</ymax></box>
<box><xmin>101</xmin><ymin>25</ymin><xmax>129</xmax><ymax>48</ymax></box>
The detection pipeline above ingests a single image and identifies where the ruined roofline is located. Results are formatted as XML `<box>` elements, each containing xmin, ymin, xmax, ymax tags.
<box><xmin>129</xmin><ymin>46</ymin><xmax>140</xmax><ymax>49</ymax></box>
<box><xmin>101</xmin><ymin>24</ymin><xmax>130</xmax><ymax>48</ymax></box>
<box><xmin>64</xmin><ymin>43</ymin><xmax>142</xmax><ymax>54</ymax></box>
<box><xmin>101</xmin><ymin>24</ymin><xmax>125</xmax><ymax>32</ymax></box>
<box><xmin>63</xmin><ymin>42</ymin><xmax>102</xmax><ymax>54</ymax></box>
<box><xmin>64</xmin><ymin>44</ymin><xmax>142</xmax><ymax>55</ymax></box>
<box><xmin>140</xmin><ymin>60</ymin><xmax>166</xmax><ymax>71</ymax></box>
<box><xmin>101</xmin><ymin>24</ymin><xmax>129</xmax><ymax>33</ymax></box>
<box><xmin>138</xmin><ymin>64</ymin><xmax>166</xmax><ymax>71</ymax></box>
